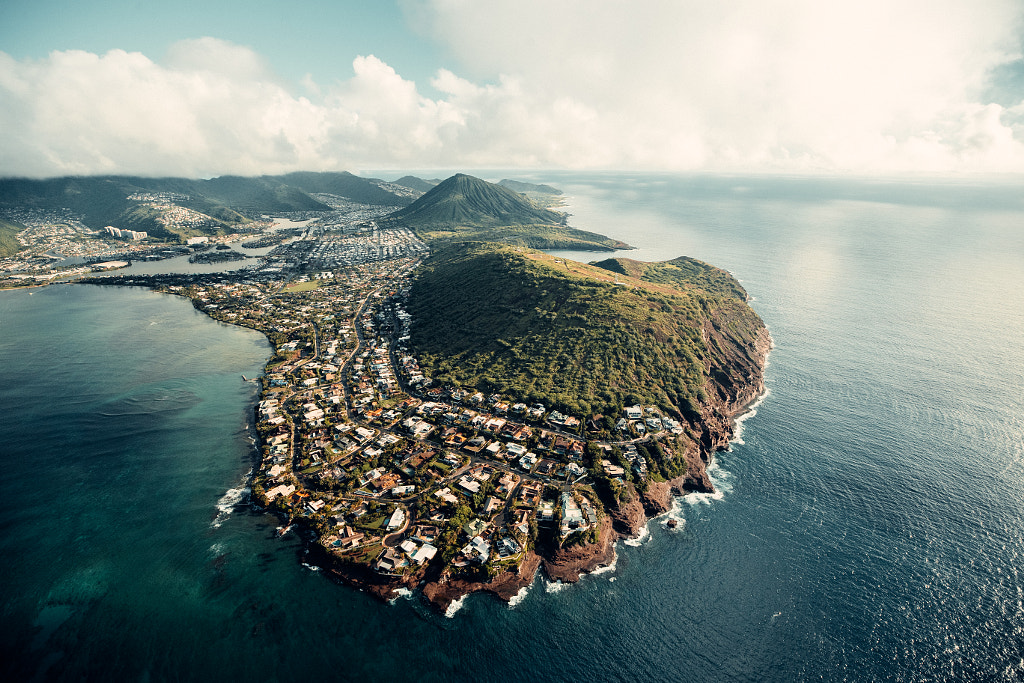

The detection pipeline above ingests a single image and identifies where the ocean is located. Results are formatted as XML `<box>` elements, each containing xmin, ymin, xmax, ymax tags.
<box><xmin>2</xmin><ymin>174</ymin><xmax>1022</xmax><ymax>681</ymax></box>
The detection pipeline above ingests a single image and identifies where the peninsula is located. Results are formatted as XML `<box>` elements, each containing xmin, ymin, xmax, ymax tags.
<box><xmin>20</xmin><ymin>171</ymin><xmax>770</xmax><ymax>611</ymax></box>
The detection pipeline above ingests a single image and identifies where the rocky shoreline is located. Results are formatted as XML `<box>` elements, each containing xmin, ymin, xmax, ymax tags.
<box><xmin>309</xmin><ymin>326</ymin><xmax>772</xmax><ymax>613</ymax></box>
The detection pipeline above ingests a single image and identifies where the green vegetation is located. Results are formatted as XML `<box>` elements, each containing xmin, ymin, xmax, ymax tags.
<box><xmin>391</xmin><ymin>176</ymin><xmax>438</xmax><ymax>193</ymax></box>
<box><xmin>0</xmin><ymin>219</ymin><xmax>23</xmax><ymax>257</ymax></box>
<box><xmin>407</xmin><ymin>242</ymin><xmax>765</xmax><ymax>419</ymax></box>
<box><xmin>388</xmin><ymin>174</ymin><xmax>629</xmax><ymax>251</ymax></box>
<box><xmin>591</xmin><ymin>256</ymin><xmax>748</xmax><ymax>300</ymax></box>
<box><xmin>497</xmin><ymin>179</ymin><xmax>564</xmax><ymax>208</ymax></box>
<box><xmin>497</xmin><ymin>179</ymin><xmax>562</xmax><ymax>196</ymax></box>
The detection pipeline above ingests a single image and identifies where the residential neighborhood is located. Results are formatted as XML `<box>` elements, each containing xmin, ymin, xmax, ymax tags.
<box><xmin>50</xmin><ymin>197</ymin><xmax>685</xmax><ymax>587</ymax></box>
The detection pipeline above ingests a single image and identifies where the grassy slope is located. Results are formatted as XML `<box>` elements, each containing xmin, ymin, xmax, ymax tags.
<box><xmin>0</xmin><ymin>219</ymin><xmax>23</xmax><ymax>257</ymax></box>
<box><xmin>407</xmin><ymin>243</ymin><xmax>764</xmax><ymax>419</ymax></box>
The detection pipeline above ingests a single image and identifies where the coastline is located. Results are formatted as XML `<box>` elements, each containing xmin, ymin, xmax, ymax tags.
<box><xmin>306</xmin><ymin>325</ymin><xmax>773</xmax><ymax>612</ymax></box>
<box><xmin>71</xmin><ymin>258</ymin><xmax>772</xmax><ymax>615</ymax></box>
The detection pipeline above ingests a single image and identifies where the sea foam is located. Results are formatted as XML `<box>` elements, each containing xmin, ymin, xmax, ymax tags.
<box><xmin>444</xmin><ymin>593</ymin><xmax>468</xmax><ymax>618</ymax></box>
<box><xmin>685</xmin><ymin>461</ymin><xmax>732</xmax><ymax>505</ymax></box>
<box><xmin>507</xmin><ymin>584</ymin><xmax>530</xmax><ymax>608</ymax></box>
<box><xmin>732</xmin><ymin>386</ymin><xmax>770</xmax><ymax>446</ymax></box>
<box><xmin>622</xmin><ymin>523</ymin><xmax>650</xmax><ymax>547</ymax></box>
<box><xmin>211</xmin><ymin>482</ymin><xmax>250</xmax><ymax>528</ymax></box>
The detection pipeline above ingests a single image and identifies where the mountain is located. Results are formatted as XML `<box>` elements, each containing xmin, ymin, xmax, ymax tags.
<box><xmin>387</xmin><ymin>174</ymin><xmax>630</xmax><ymax>251</ymax></box>
<box><xmin>498</xmin><ymin>179</ymin><xmax>563</xmax><ymax>195</ymax></box>
<box><xmin>273</xmin><ymin>172</ymin><xmax>413</xmax><ymax>206</ymax></box>
<box><xmin>392</xmin><ymin>175</ymin><xmax>438</xmax><ymax>193</ymax></box>
<box><xmin>0</xmin><ymin>172</ymin><xmax>413</xmax><ymax>242</ymax></box>
<box><xmin>390</xmin><ymin>174</ymin><xmax>564</xmax><ymax>227</ymax></box>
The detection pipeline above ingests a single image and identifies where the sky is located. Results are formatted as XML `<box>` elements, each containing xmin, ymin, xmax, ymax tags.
<box><xmin>1</xmin><ymin>0</ymin><xmax>1023</xmax><ymax>178</ymax></box>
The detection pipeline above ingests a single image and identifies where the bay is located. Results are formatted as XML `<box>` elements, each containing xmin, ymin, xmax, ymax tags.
<box><xmin>2</xmin><ymin>174</ymin><xmax>1023</xmax><ymax>681</ymax></box>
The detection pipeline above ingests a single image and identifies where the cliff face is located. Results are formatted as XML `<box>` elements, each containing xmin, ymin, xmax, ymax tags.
<box><xmin>422</xmin><ymin>552</ymin><xmax>543</xmax><ymax>611</ymax></box>
<box><xmin>684</xmin><ymin>321</ymin><xmax>773</xmax><ymax>492</ymax></box>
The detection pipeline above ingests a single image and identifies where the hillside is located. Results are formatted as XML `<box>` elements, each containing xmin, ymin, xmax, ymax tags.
<box><xmin>0</xmin><ymin>172</ymin><xmax>413</xmax><ymax>242</ymax></box>
<box><xmin>388</xmin><ymin>174</ymin><xmax>629</xmax><ymax>251</ymax></box>
<box><xmin>392</xmin><ymin>175</ymin><xmax>438</xmax><ymax>193</ymax></box>
<box><xmin>273</xmin><ymin>172</ymin><xmax>413</xmax><ymax>206</ymax></box>
<box><xmin>591</xmin><ymin>256</ymin><xmax>748</xmax><ymax>300</ymax></box>
<box><xmin>498</xmin><ymin>179</ymin><xmax>562</xmax><ymax>195</ymax></box>
<box><xmin>0</xmin><ymin>219</ymin><xmax>22</xmax><ymax>257</ymax></box>
<box><xmin>406</xmin><ymin>242</ymin><xmax>767</xmax><ymax>423</ymax></box>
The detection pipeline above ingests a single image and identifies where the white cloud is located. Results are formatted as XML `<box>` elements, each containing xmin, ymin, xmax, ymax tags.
<box><xmin>410</xmin><ymin>0</ymin><xmax>1024</xmax><ymax>173</ymax></box>
<box><xmin>2</xmin><ymin>1</ymin><xmax>1023</xmax><ymax>177</ymax></box>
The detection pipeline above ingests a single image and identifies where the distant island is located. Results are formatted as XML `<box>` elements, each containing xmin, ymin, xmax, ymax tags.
<box><xmin>7</xmin><ymin>170</ymin><xmax>769</xmax><ymax>611</ymax></box>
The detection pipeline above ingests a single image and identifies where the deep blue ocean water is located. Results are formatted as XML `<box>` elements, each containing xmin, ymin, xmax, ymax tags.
<box><xmin>2</xmin><ymin>175</ymin><xmax>1023</xmax><ymax>682</ymax></box>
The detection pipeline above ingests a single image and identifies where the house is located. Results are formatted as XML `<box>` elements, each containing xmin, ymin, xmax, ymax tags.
<box><xmin>411</xmin><ymin>543</ymin><xmax>438</xmax><ymax>565</ymax></box>
<box><xmin>602</xmin><ymin>459</ymin><xmax>626</xmax><ymax>477</ymax></box>
<box><xmin>412</xmin><ymin>524</ymin><xmax>439</xmax><ymax>544</ymax></box>
<box><xmin>462</xmin><ymin>535</ymin><xmax>491</xmax><ymax>563</ymax></box>
<box><xmin>560</xmin><ymin>492</ymin><xmax>586</xmax><ymax>538</ymax></box>
<box><xmin>458</xmin><ymin>475</ymin><xmax>481</xmax><ymax>495</ymax></box>
<box><xmin>385</xmin><ymin>507</ymin><xmax>406</xmax><ymax>531</ymax></box>
<box><xmin>497</xmin><ymin>536</ymin><xmax>521</xmax><ymax>559</ymax></box>
<box><xmin>518</xmin><ymin>452</ymin><xmax>538</xmax><ymax>472</ymax></box>
<box><xmin>435</xmin><ymin>487</ymin><xmax>459</xmax><ymax>505</ymax></box>
<box><xmin>265</xmin><ymin>483</ymin><xmax>296</xmax><ymax>501</ymax></box>
<box><xmin>624</xmin><ymin>405</ymin><xmax>643</xmax><ymax>420</ymax></box>
<box><xmin>463</xmin><ymin>518</ymin><xmax>487</xmax><ymax>538</ymax></box>
<box><xmin>518</xmin><ymin>480</ymin><xmax>543</xmax><ymax>507</ymax></box>
<box><xmin>496</xmin><ymin>472</ymin><xmax>519</xmax><ymax>496</ymax></box>
<box><xmin>374</xmin><ymin>547</ymin><xmax>408</xmax><ymax>573</ymax></box>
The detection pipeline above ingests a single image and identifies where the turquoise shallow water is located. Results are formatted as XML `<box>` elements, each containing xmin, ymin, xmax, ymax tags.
<box><xmin>2</xmin><ymin>175</ymin><xmax>1023</xmax><ymax>682</ymax></box>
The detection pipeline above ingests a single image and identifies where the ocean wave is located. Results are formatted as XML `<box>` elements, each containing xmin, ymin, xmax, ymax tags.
<box><xmin>659</xmin><ymin>497</ymin><xmax>689</xmax><ymax>530</ymax></box>
<box><xmin>507</xmin><ymin>584</ymin><xmax>530</xmax><ymax>608</ymax></box>
<box><xmin>544</xmin><ymin>579</ymin><xmax>569</xmax><ymax>594</ymax></box>
<box><xmin>685</xmin><ymin>461</ymin><xmax>732</xmax><ymax>505</ymax></box>
<box><xmin>622</xmin><ymin>523</ymin><xmax>650</xmax><ymax>547</ymax></box>
<box><xmin>444</xmin><ymin>593</ymin><xmax>468</xmax><ymax>618</ymax></box>
<box><xmin>732</xmin><ymin>386</ymin><xmax>770</xmax><ymax>446</ymax></box>
<box><xmin>590</xmin><ymin>549</ymin><xmax>619</xmax><ymax>577</ymax></box>
<box><xmin>211</xmin><ymin>483</ymin><xmax>250</xmax><ymax>528</ymax></box>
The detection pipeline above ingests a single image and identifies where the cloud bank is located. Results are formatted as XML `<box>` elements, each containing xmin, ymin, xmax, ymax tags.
<box><xmin>2</xmin><ymin>1</ymin><xmax>1023</xmax><ymax>177</ymax></box>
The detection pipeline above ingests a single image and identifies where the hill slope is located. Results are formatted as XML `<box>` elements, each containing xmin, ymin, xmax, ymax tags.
<box><xmin>591</xmin><ymin>256</ymin><xmax>748</xmax><ymax>300</ymax></box>
<box><xmin>407</xmin><ymin>243</ymin><xmax>768</xmax><ymax>422</ymax></box>
<box><xmin>0</xmin><ymin>219</ymin><xmax>22</xmax><ymax>257</ymax></box>
<box><xmin>497</xmin><ymin>178</ymin><xmax>563</xmax><ymax>196</ymax></box>
<box><xmin>388</xmin><ymin>174</ymin><xmax>630</xmax><ymax>251</ymax></box>
<box><xmin>0</xmin><ymin>172</ymin><xmax>413</xmax><ymax>241</ymax></box>
<box><xmin>392</xmin><ymin>175</ymin><xmax>438</xmax><ymax>193</ymax></box>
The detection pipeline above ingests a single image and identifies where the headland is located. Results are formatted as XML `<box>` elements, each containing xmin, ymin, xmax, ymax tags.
<box><xmin>34</xmin><ymin>171</ymin><xmax>770</xmax><ymax>611</ymax></box>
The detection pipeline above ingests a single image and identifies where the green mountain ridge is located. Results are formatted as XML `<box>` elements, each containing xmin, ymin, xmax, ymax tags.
<box><xmin>0</xmin><ymin>172</ymin><xmax>412</xmax><ymax>242</ymax></box>
<box><xmin>497</xmin><ymin>179</ymin><xmax>563</xmax><ymax>195</ymax></box>
<box><xmin>392</xmin><ymin>175</ymin><xmax>438</xmax><ymax>193</ymax></box>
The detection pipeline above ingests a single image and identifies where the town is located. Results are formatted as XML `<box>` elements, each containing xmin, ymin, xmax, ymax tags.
<box><xmin>74</xmin><ymin>212</ymin><xmax>684</xmax><ymax>589</ymax></box>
